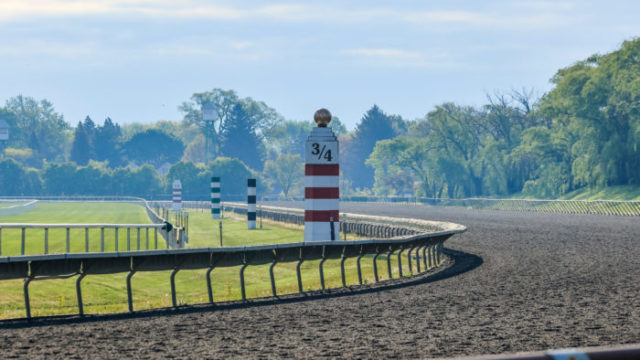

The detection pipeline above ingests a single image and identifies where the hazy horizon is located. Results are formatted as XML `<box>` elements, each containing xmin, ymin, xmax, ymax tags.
<box><xmin>1</xmin><ymin>0</ymin><xmax>639</xmax><ymax>129</ymax></box>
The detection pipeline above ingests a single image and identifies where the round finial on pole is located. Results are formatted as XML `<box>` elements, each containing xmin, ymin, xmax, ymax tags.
<box><xmin>314</xmin><ymin>108</ymin><xmax>332</xmax><ymax>127</ymax></box>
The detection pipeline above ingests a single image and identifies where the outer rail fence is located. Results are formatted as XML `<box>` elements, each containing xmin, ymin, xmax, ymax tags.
<box><xmin>336</xmin><ymin>196</ymin><xmax>640</xmax><ymax>217</ymax></box>
<box><xmin>0</xmin><ymin>202</ymin><xmax>465</xmax><ymax>319</ymax></box>
<box><xmin>137</xmin><ymin>194</ymin><xmax>640</xmax><ymax>217</ymax></box>
<box><xmin>152</xmin><ymin>200</ymin><xmax>442</xmax><ymax>239</ymax></box>
<box><xmin>220</xmin><ymin>202</ymin><xmax>443</xmax><ymax>239</ymax></box>
<box><xmin>0</xmin><ymin>197</ymin><xmax>188</xmax><ymax>256</ymax></box>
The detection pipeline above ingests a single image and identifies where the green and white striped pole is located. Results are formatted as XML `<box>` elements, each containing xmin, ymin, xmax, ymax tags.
<box><xmin>211</xmin><ymin>176</ymin><xmax>221</xmax><ymax>219</ymax></box>
<box><xmin>248</xmin><ymin>178</ymin><xmax>256</xmax><ymax>229</ymax></box>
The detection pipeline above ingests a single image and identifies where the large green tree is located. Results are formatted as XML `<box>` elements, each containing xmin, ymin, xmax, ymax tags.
<box><xmin>0</xmin><ymin>159</ymin><xmax>41</xmax><ymax>195</ymax></box>
<box><xmin>263</xmin><ymin>153</ymin><xmax>303</xmax><ymax>197</ymax></box>
<box><xmin>42</xmin><ymin>162</ymin><xmax>78</xmax><ymax>195</ymax></box>
<box><xmin>366</xmin><ymin>137</ymin><xmax>426</xmax><ymax>196</ymax></box>
<box><xmin>368</xmin><ymin>94</ymin><xmax>539</xmax><ymax>198</ymax></box>
<box><xmin>94</xmin><ymin>117</ymin><xmax>123</xmax><ymax>167</ymax></box>
<box><xmin>166</xmin><ymin>161</ymin><xmax>208</xmax><ymax>200</ymax></box>
<box><xmin>208</xmin><ymin>157</ymin><xmax>258</xmax><ymax>200</ymax></box>
<box><xmin>179</xmin><ymin>88</ymin><xmax>283</xmax><ymax>161</ymax></box>
<box><xmin>220</xmin><ymin>103</ymin><xmax>265</xmax><ymax>170</ymax></box>
<box><xmin>122</xmin><ymin>129</ymin><xmax>185</xmax><ymax>167</ymax></box>
<box><xmin>70</xmin><ymin>121</ymin><xmax>93</xmax><ymax>165</ymax></box>
<box><xmin>263</xmin><ymin>120</ymin><xmax>313</xmax><ymax>157</ymax></box>
<box><xmin>1</xmin><ymin>95</ymin><xmax>70</xmax><ymax>163</ymax></box>
<box><xmin>343</xmin><ymin>105</ymin><xmax>404</xmax><ymax>190</ymax></box>
<box><xmin>535</xmin><ymin>39</ymin><xmax>640</xmax><ymax>189</ymax></box>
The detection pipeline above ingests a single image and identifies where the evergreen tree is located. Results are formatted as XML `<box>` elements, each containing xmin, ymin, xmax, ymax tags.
<box><xmin>329</xmin><ymin>116</ymin><xmax>348</xmax><ymax>136</ymax></box>
<box><xmin>70</xmin><ymin>122</ymin><xmax>92</xmax><ymax>165</ymax></box>
<box><xmin>343</xmin><ymin>105</ymin><xmax>403</xmax><ymax>189</ymax></box>
<box><xmin>94</xmin><ymin>117</ymin><xmax>123</xmax><ymax>166</ymax></box>
<box><xmin>220</xmin><ymin>103</ymin><xmax>265</xmax><ymax>170</ymax></box>
<box><xmin>82</xmin><ymin>116</ymin><xmax>96</xmax><ymax>143</ymax></box>
<box><xmin>179</xmin><ymin>88</ymin><xmax>284</xmax><ymax>160</ymax></box>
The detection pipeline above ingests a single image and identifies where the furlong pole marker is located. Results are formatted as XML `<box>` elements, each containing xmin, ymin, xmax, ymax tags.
<box><xmin>304</xmin><ymin>108</ymin><xmax>340</xmax><ymax>241</ymax></box>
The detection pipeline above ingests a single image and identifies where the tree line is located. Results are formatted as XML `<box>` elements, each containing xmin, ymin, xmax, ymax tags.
<box><xmin>366</xmin><ymin>38</ymin><xmax>640</xmax><ymax>198</ymax></box>
<box><xmin>0</xmin><ymin>157</ymin><xmax>262</xmax><ymax>200</ymax></box>
<box><xmin>0</xmin><ymin>38</ymin><xmax>638</xmax><ymax>199</ymax></box>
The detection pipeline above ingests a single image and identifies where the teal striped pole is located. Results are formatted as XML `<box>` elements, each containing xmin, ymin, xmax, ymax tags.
<box><xmin>211</xmin><ymin>176</ymin><xmax>221</xmax><ymax>219</ymax></box>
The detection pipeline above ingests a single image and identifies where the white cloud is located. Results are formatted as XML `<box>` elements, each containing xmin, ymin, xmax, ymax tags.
<box><xmin>343</xmin><ymin>48</ymin><xmax>421</xmax><ymax>58</ymax></box>
<box><xmin>0</xmin><ymin>1</ymin><xmax>311</xmax><ymax>21</ymax></box>
<box><xmin>0</xmin><ymin>0</ymin><xmax>235</xmax><ymax>20</ymax></box>
<box><xmin>509</xmin><ymin>1</ymin><xmax>578</xmax><ymax>11</ymax></box>
<box><xmin>0</xmin><ymin>39</ymin><xmax>98</xmax><ymax>58</ymax></box>
<box><xmin>0</xmin><ymin>1</ymin><xmax>110</xmax><ymax>19</ymax></box>
<box><xmin>341</xmin><ymin>48</ymin><xmax>456</xmax><ymax>68</ymax></box>
<box><xmin>0</xmin><ymin>0</ymin><xmax>579</xmax><ymax>30</ymax></box>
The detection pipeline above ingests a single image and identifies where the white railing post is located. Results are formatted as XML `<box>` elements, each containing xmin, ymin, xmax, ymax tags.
<box><xmin>21</xmin><ymin>228</ymin><xmax>25</xmax><ymax>255</ymax></box>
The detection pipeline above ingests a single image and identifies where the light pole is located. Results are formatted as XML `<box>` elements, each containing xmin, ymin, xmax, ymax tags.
<box><xmin>201</xmin><ymin>102</ymin><xmax>218</xmax><ymax>165</ymax></box>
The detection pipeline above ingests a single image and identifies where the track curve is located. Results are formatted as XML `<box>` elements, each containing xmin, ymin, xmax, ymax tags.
<box><xmin>3</xmin><ymin>202</ymin><xmax>640</xmax><ymax>359</ymax></box>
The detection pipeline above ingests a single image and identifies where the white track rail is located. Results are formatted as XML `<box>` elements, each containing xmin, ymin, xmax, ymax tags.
<box><xmin>0</xmin><ymin>200</ymin><xmax>37</xmax><ymax>218</ymax></box>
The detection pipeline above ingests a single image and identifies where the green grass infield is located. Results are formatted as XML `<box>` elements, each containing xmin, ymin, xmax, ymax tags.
<box><xmin>0</xmin><ymin>202</ymin><xmax>436</xmax><ymax>319</ymax></box>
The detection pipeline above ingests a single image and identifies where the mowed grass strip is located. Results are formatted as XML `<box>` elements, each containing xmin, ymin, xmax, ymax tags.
<box><xmin>186</xmin><ymin>210</ymin><xmax>304</xmax><ymax>248</ymax></box>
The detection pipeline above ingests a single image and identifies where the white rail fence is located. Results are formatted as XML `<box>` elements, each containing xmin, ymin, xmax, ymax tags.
<box><xmin>0</xmin><ymin>223</ymin><xmax>167</xmax><ymax>256</ymax></box>
<box><xmin>6</xmin><ymin>195</ymin><xmax>639</xmax><ymax>216</ymax></box>
<box><xmin>0</xmin><ymin>197</ymin><xmax>187</xmax><ymax>256</ymax></box>
<box><xmin>0</xmin><ymin>200</ymin><xmax>37</xmax><ymax>218</ymax></box>
<box><xmin>338</xmin><ymin>196</ymin><xmax>640</xmax><ymax>216</ymax></box>
<box><xmin>148</xmin><ymin>196</ymin><xmax>640</xmax><ymax>217</ymax></box>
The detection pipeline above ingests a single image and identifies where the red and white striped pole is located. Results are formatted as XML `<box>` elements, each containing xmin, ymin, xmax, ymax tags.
<box><xmin>304</xmin><ymin>108</ymin><xmax>339</xmax><ymax>242</ymax></box>
<box><xmin>172</xmin><ymin>180</ymin><xmax>182</xmax><ymax>211</ymax></box>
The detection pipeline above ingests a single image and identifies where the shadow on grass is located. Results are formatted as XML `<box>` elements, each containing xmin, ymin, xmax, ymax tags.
<box><xmin>0</xmin><ymin>247</ymin><xmax>482</xmax><ymax>329</ymax></box>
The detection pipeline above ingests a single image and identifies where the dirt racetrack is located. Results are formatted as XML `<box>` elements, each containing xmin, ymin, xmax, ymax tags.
<box><xmin>2</xmin><ymin>202</ymin><xmax>640</xmax><ymax>359</ymax></box>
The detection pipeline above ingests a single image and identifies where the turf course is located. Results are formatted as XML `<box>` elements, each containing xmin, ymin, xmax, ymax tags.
<box><xmin>0</xmin><ymin>202</ymin><xmax>417</xmax><ymax>319</ymax></box>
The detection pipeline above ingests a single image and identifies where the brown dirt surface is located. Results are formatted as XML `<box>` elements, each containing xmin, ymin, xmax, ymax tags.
<box><xmin>2</xmin><ymin>202</ymin><xmax>639</xmax><ymax>359</ymax></box>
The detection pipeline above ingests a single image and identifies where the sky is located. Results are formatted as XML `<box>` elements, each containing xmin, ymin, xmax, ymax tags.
<box><xmin>0</xmin><ymin>1</ymin><xmax>639</xmax><ymax>130</ymax></box>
